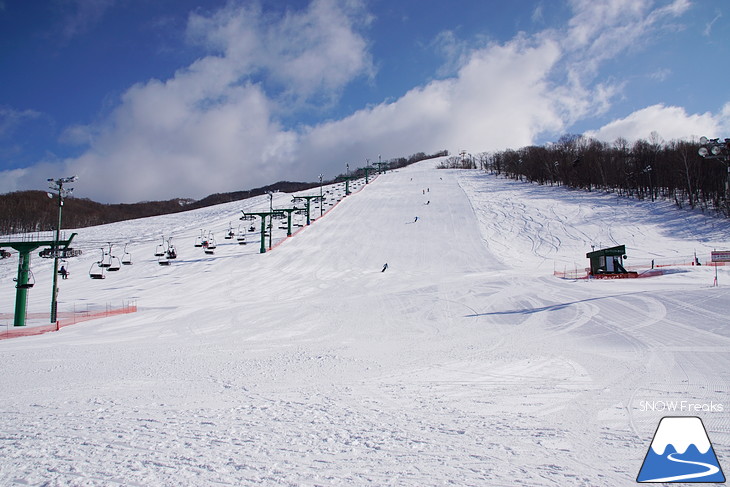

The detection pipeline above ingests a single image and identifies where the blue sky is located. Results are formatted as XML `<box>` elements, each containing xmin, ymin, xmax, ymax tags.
<box><xmin>1</xmin><ymin>0</ymin><xmax>728</xmax><ymax>203</ymax></box>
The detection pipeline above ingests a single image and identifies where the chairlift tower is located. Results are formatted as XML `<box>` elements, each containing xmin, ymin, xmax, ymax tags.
<box><xmin>291</xmin><ymin>195</ymin><xmax>324</xmax><ymax>225</ymax></box>
<box><xmin>277</xmin><ymin>207</ymin><xmax>305</xmax><ymax>237</ymax></box>
<box><xmin>0</xmin><ymin>233</ymin><xmax>78</xmax><ymax>327</ymax></box>
<box><xmin>338</xmin><ymin>175</ymin><xmax>354</xmax><ymax>196</ymax></box>
<box><xmin>374</xmin><ymin>162</ymin><xmax>388</xmax><ymax>174</ymax></box>
<box><xmin>362</xmin><ymin>165</ymin><xmax>376</xmax><ymax>184</ymax></box>
<box><xmin>241</xmin><ymin>210</ymin><xmax>283</xmax><ymax>253</ymax></box>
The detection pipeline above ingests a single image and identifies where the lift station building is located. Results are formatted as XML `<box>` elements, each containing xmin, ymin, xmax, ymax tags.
<box><xmin>586</xmin><ymin>245</ymin><xmax>638</xmax><ymax>277</ymax></box>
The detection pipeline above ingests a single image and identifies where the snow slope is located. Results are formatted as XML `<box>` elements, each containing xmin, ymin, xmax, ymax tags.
<box><xmin>1</xmin><ymin>159</ymin><xmax>729</xmax><ymax>486</ymax></box>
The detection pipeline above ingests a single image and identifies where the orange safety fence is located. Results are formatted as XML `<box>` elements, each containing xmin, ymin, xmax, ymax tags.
<box><xmin>0</xmin><ymin>303</ymin><xmax>137</xmax><ymax>340</ymax></box>
<box><xmin>554</xmin><ymin>257</ymin><xmax>727</xmax><ymax>280</ymax></box>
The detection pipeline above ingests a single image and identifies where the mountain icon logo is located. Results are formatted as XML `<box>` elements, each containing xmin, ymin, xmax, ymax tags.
<box><xmin>637</xmin><ymin>416</ymin><xmax>725</xmax><ymax>483</ymax></box>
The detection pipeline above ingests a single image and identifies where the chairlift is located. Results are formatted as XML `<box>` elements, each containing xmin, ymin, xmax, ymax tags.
<box><xmin>194</xmin><ymin>230</ymin><xmax>204</xmax><ymax>248</ymax></box>
<box><xmin>155</xmin><ymin>236</ymin><xmax>166</xmax><ymax>257</ymax></box>
<box><xmin>225</xmin><ymin>223</ymin><xmax>235</xmax><ymax>240</ymax></box>
<box><xmin>158</xmin><ymin>253</ymin><xmax>171</xmax><ymax>266</ymax></box>
<box><xmin>165</xmin><ymin>237</ymin><xmax>177</xmax><ymax>259</ymax></box>
<box><xmin>89</xmin><ymin>262</ymin><xmax>105</xmax><ymax>279</ymax></box>
<box><xmin>107</xmin><ymin>255</ymin><xmax>122</xmax><ymax>271</ymax></box>
<box><xmin>89</xmin><ymin>249</ymin><xmax>106</xmax><ymax>279</ymax></box>
<box><xmin>14</xmin><ymin>269</ymin><xmax>35</xmax><ymax>289</ymax></box>
<box><xmin>204</xmin><ymin>232</ymin><xmax>216</xmax><ymax>254</ymax></box>
<box><xmin>121</xmin><ymin>244</ymin><xmax>132</xmax><ymax>265</ymax></box>
<box><xmin>98</xmin><ymin>245</ymin><xmax>113</xmax><ymax>268</ymax></box>
<box><xmin>57</xmin><ymin>259</ymin><xmax>70</xmax><ymax>278</ymax></box>
<box><xmin>237</xmin><ymin>225</ymin><xmax>247</xmax><ymax>245</ymax></box>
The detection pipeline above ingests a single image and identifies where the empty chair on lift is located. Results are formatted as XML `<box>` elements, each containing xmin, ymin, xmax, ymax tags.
<box><xmin>237</xmin><ymin>225</ymin><xmax>247</xmax><ymax>245</ymax></box>
<box><xmin>107</xmin><ymin>255</ymin><xmax>121</xmax><ymax>271</ymax></box>
<box><xmin>89</xmin><ymin>262</ymin><xmax>105</xmax><ymax>279</ymax></box>
<box><xmin>154</xmin><ymin>236</ymin><xmax>166</xmax><ymax>257</ymax></box>
<box><xmin>99</xmin><ymin>249</ymin><xmax>112</xmax><ymax>268</ymax></box>
<box><xmin>121</xmin><ymin>244</ymin><xmax>132</xmax><ymax>265</ymax></box>
<box><xmin>14</xmin><ymin>269</ymin><xmax>35</xmax><ymax>288</ymax></box>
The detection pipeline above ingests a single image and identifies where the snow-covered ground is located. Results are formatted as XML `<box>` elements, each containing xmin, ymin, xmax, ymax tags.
<box><xmin>1</xmin><ymin>159</ymin><xmax>729</xmax><ymax>486</ymax></box>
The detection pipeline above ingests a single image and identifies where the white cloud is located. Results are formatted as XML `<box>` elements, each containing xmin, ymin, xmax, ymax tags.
<box><xmin>300</xmin><ymin>36</ymin><xmax>565</xmax><ymax>164</ymax></box>
<box><xmin>186</xmin><ymin>0</ymin><xmax>373</xmax><ymax>105</ymax></box>
<box><xmin>584</xmin><ymin>103</ymin><xmax>727</xmax><ymax>143</ymax></box>
<box><xmin>0</xmin><ymin>0</ymin><xmax>711</xmax><ymax>203</ymax></box>
<box><xmin>1</xmin><ymin>0</ymin><xmax>373</xmax><ymax>203</ymax></box>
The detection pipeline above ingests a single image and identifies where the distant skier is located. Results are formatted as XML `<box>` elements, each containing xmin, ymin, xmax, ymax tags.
<box><xmin>382</xmin><ymin>263</ymin><xmax>388</xmax><ymax>272</ymax></box>
<box><xmin>414</xmin><ymin>216</ymin><xmax>418</xmax><ymax>222</ymax></box>
<box><xmin>426</xmin><ymin>201</ymin><xmax>430</xmax><ymax>205</ymax></box>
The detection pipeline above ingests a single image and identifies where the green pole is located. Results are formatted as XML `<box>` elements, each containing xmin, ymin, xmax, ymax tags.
<box><xmin>345</xmin><ymin>179</ymin><xmax>350</xmax><ymax>195</ymax></box>
<box><xmin>13</xmin><ymin>251</ymin><xmax>31</xmax><ymax>327</ymax></box>
<box><xmin>50</xmin><ymin>195</ymin><xmax>63</xmax><ymax>323</ymax></box>
<box><xmin>259</xmin><ymin>216</ymin><xmax>267</xmax><ymax>254</ymax></box>
<box><xmin>286</xmin><ymin>211</ymin><xmax>293</xmax><ymax>236</ymax></box>
<box><xmin>306</xmin><ymin>199</ymin><xmax>312</xmax><ymax>225</ymax></box>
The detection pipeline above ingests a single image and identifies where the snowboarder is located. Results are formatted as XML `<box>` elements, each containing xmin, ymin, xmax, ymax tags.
<box><xmin>381</xmin><ymin>263</ymin><xmax>388</xmax><ymax>272</ymax></box>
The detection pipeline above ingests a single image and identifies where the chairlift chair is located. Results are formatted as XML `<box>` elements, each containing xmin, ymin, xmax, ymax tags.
<box><xmin>155</xmin><ymin>236</ymin><xmax>166</xmax><ymax>257</ymax></box>
<box><xmin>204</xmin><ymin>232</ymin><xmax>216</xmax><ymax>254</ymax></box>
<box><xmin>194</xmin><ymin>230</ymin><xmax>204</xmax><ymax>248</ymax></box>
<box><xmin>89</xmin><ymin>262</ymin><xmax>105</xmax><ymax>279</ymax></box>
<box><xmin>99</xmin><ymin>246</ymin><xmax>112</xmax><ymax>268</ymax></box>
<box><xmin>57</xmin><ymin>259</ymin><xmax>70</xmax><ymax>278</ymax></box>
<box><xmin>225</xmin><ymin>223</ymin><xmax>235</xmax><ymax>240</ymax></box>
<box><xmin>107</xmin><ymin>255</ymin><xmax>122</xmax><ymax>271</ymax></box>
<box><xmin>158</xmin><ymin>254</ymin><xmax>171</xmax><ymax>266</ymax></box>
<box><xmin>14</xmin><ymin>269</ymin><xmax>35</xmax><ymax>288</ymax></box>
<box><xmin>165</xmin><ymin>237</ymin><xmax>177</xmax><ymax>259</ymax></box>
<box><xmin>121</xmin><ymin>244</ymin><xmax>132</xmax><ymax>265</ymax></box>
<box><xmin>237</xmin><ymin>225</ymin><xmax>247</xmax><ymax>245</ymax></box>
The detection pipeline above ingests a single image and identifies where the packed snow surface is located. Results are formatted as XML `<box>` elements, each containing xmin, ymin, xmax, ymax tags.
<box><xmin>1</xmin><ymin>159</ymin><xmax>729</xmax><ymax>486</ymax></box>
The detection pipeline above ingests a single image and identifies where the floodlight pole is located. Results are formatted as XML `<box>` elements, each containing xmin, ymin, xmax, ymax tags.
<box><xmin>47</xmin><ymin>175</ymin><xmax>77</xmax><ymax>323</ymax></box>
<box><xmin>698</xmin><ymin>136</ymin><xmax>730</xmax><ymax>206</ymax></box>
<box><xmin>375</xmin><ymin>161</ymin><xmax>388</xmax><ymax>174</ymax></box>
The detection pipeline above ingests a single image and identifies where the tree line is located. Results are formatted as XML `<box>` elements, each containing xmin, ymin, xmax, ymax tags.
<box><xmin>444</xmin><ymin>134</ymin><xmax>728</xmax><ymax>216</ymax></box>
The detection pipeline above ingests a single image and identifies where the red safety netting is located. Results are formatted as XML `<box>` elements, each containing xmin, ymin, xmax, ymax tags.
<box><xmin>0</xmin><ymin>304</ymin><xmax>137</xmax><ymax>340</ymax></box>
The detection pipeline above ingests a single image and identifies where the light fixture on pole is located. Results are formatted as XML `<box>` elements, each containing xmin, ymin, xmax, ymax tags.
<box><xmin>47</xmin><ymin>175</ymin><xmax>78</xmax><ymax>323</ymax></box>
<box><xmin>319</xmin><ymin>173</ymin><xmax>324</xmax><ymax>217</ymax></box>
<box><xmin>698</xmin><ymin>136</ymin><xmax>730</xmax><ymax>205</ymax></box>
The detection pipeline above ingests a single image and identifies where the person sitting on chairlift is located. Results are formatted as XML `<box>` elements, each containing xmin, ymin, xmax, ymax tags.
<box><xmin>60</xmin><ymin>266</ymin><xmax>68</xmax><ymax>279</ymax></box>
